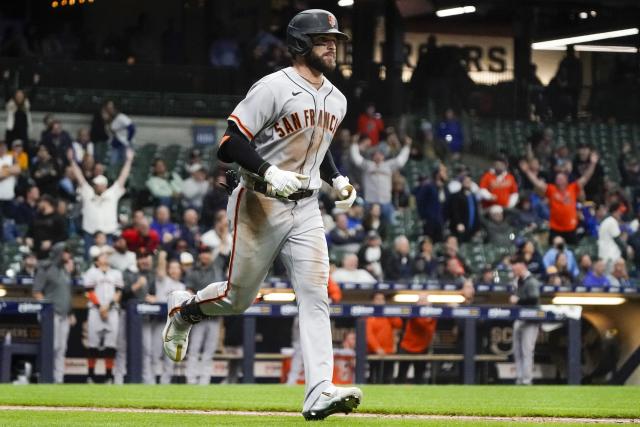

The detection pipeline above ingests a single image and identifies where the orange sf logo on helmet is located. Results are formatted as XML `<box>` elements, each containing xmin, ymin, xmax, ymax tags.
<box><xmin>328</xmin><ymin>14</ymin><xmax>336</xmax><ymax>28</ymax></box>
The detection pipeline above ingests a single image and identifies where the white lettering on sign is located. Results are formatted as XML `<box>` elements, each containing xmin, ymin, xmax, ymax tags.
<box><xmin>137</xmin><ymin>304</ymin><xmax>162</xmax><ymax>315</ymax></box>
<box><xmin>18</xmin><ymin>303</ymin><xmax>43</xmax><ymax>313</ymax></box>
<box><xmin>419</xmin><ymin>306</ymin><xmax>443</xmax><ymax>317</ymax></box>
<box><xmin>488</xmin><ymin>308</ymin><xmax>512</xmax><ymax>318</ymax></box>
<box><xmin>350</xmin><ymin>305</ymin><xmax>375</xmax><ymax>316</ymax></box>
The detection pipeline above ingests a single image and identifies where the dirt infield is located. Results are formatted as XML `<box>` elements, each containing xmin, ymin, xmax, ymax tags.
<box><xmin>1</xmin><ymin>405</ymin><xmax>639</xmax><ymax>424</ymax></box>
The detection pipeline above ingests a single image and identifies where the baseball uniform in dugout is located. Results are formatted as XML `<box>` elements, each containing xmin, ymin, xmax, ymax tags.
<box><xmin>84</xmin><ymin>266</ymin><xmax>124</xmax><ymax>349</ymax></box>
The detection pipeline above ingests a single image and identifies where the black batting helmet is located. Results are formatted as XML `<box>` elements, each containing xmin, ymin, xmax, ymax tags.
<box><xmin>286</xmin><ymin>9</ymin><xmax>349</xmax><ymax>56</ymax></box>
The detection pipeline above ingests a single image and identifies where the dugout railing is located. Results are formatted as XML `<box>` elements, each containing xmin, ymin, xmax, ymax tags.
<box><xmin>0</xmin><ymin>301</ymin><xmax>54</xmax><ymax>383</ymax></box>
<box><xmin>125</xmin><ymin>301</ymin><xmax>582</xmax><ymax>385</ymax></box>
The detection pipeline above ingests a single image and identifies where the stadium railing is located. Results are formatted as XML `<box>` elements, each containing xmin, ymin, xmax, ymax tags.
<box><xmin>125</xmin><ymin>301</ymin><xmax>582</xmax><ymax>385</ymax></box>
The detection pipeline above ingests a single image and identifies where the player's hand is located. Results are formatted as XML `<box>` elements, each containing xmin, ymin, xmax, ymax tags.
<box><xmin>99</xmin><ymin>305</ymin><xmax>109</xmax><ymax>321</ymax></box>
<box><xmin>333</xmin><ymin>175</ymin><xmax>357</xmax><ymax>210</ymax></box>
<box><xmin>376</xmin><ymin>348</ymin><xmax>386</xmax><ymax>355</ymax></box>
<box><xmin>264</xmin><ymin>165</ymin><xmax>309</xmax><ymax>197</ymax></box>
<box><xmin>509</xmin><ymin>295</ymin><xmax>519</xmax><ymax>305</ymax></box>
<box><xmin>590</xmin><ymin>151</ymin><xmax>599</xmax><ymax>164</ymax></box>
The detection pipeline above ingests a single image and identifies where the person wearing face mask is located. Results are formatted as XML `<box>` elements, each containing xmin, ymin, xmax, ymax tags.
<box><xmin>479</xmin><ymin>156</ymin><xmax>519</xmax><ymax>209</ymax></box>
<box><xmin>357</xmin><ymin>231</ymin><xmax>384</xmax><ymax>280</ymax></box>
<box><xmin>542</xmin><ymin>236</ymin><xmax>579</xmax><ymax>277</ymax></box>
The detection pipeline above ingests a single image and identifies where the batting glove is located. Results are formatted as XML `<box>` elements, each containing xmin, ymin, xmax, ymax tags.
<box><xmin>333</xmin><ymin>175</ymin><xmax>357</xmax><ymax>210</ymax></box>
<box><xmin>264</xmin><ymin>165</ymin><xmax>309</xmax><ymax>197</ymax></box>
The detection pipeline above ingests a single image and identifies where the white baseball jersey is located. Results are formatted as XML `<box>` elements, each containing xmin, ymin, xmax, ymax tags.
<box><xmin>228</xmin><ymin>66</ymin><xmax>347</xmax><ymax>190</ymax></box>
<box><xmin>110</xmin><ymin>113</ymin><xmax>134</xmax><ymax>145</ymax></box>
<box><xmin>84</xmin><ymin>266</ymin><xmax>124</xmax><ymax>306</ymax></box>
<box><xmin>154</xmin><ymin>276</ymin><xmax>186</xmax><ymax>303</ymax></box>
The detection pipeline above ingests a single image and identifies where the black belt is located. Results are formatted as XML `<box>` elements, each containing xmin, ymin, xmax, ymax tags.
<box><xmin>251</xmin><ymin>181</ymin><xmax>315</xmax><ymax>201</ymax></box>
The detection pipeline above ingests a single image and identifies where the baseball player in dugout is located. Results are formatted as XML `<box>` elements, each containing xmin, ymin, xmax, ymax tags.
<box><xmin>162</xmin><ymin>9</ymin><xmax>361</xmax><ymax>420</ymax></box>
<box><xmin>84</xmin><ymin>250</ymin><xmax>124</xmax><ymax>383</ymax></box>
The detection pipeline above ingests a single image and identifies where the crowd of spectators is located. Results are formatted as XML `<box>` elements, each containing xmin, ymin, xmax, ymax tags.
<box><xmin>1</xmin><ymin>75</ymin><xmax>639</xmax><ymax>384</ymax></box>
<box><xmin>319</xmin><ymin>103</ymin><xmax>639</xmax><ymax>292</ymax></box>
<box><xmin>5</xmin><ymin>97</ymin><xmax>640</xmax><ymax>292</ymax></box>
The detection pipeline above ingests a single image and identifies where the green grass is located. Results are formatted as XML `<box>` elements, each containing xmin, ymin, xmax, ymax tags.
<box><xmin>0</xmin><ymin>411</ymin><xmax>630</xmax><ymax>427</ymax></box>
<box><xmin>0</xmin><ymin>385</ymin><xmax>639</xmax><ymax>420</ymax></box>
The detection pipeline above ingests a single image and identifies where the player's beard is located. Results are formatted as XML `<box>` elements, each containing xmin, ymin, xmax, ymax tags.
<box><xmin>305</xmin><ymin>50</ymin><xmax>336</xmax><ymax>75</ymax></box>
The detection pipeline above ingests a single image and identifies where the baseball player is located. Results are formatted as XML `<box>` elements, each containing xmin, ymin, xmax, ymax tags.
<box><xmin>147</xmin><ymin>251</ymin><xmax>186</xmax><ymax>384</ymax></box>
<box><xmin>162</xmin><ymin>9</ymin><xmax>361</xmax><ymax>419</ymax></box>
<box><xmin>84</xmin><ymin>250</ymin><xmax>124</xmax><ymax>383</ymax></box>
<box><xmin>184</xmin><ymin>246</ymin><xmax>225</xmax><ymax>385</ymax></box>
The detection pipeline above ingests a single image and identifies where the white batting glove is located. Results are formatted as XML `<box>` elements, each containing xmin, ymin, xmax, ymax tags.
<box><xmin>264</xmin><ymin>165</ymin><xmax>309</xmax><ymax>197</ymax></box>
<box><xmin>333</xmin><ymin>175</ymin><xmax>357</xmax><ymax>210</ymax></box>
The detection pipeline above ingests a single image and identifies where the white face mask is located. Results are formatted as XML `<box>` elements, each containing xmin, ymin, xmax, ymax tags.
<box><xmin>365</xmin><ymin>246</ymin><xmax>381</xmax><ymax>262</ymax></box>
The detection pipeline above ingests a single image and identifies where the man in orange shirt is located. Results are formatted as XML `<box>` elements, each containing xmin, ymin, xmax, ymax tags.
<box><xmin>479</xmin><ymin>157</ymin><xmax>519</xmax><ymax>209</ymax></box>
<box><xmin>396</xmin><ymin>295</ymin><xmax>437</xmax><ymax>384</ymax></box>
<box><xmin>520</xmin><ymin>152</ymin><xmax>598</xmax><ymax>245</ymax></box>
<box><xmin>366</xmin><ymin>292</ymin><xmax>402</xmax><ymax>383</ymax></box>
<box><xmin>357</xmin><ymin>103</ymin><xmax>384</xmax><ymax>146</ymax></box>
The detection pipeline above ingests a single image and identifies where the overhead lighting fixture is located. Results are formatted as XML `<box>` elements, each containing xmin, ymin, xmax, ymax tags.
<box><xmin>552</xmin><ymin>296</ymin><xmax>626</xmax><ymax>306</ymax></box>
<box><xmin>262</xmin><ymin>292</ymin><xmax>296</xmax><ymax>302</ymax></box>
<box><xmin>579</xmin><ymin>11</ymin><xmax>588</xmax><ymax>19</ymax></box>
<box><xmin>574</xmin><ymin>45</ymin><xmax>637</xmax><ymax>53</ymax></box>
<box><xmin>532</xmin><ymin>28</ymin><xmax>639</xmax><ymax>49</ymax></box>
<box><xmin>338</xmin><ymin>0</ymin><xmax>354</xmax><ymax>6</ymax></box>
<box><xmin>393</xmin><ymin>294</ymin><xmax>419</xmax><ymax>303</ymax></box>
<box><xmin>428</xmin><ymin>294</ymin><xmax>466</xmax><ymax>304</ymax></box>
<box><xmin>436</xmin><ymin>6</ymin><xmax>476</xmax><ymax>18</ymax></box>
<box><xmin>533</xmin><ymin>44</ymin><xmax>638</xmax><ymax>53</ymax></box>
<box><xmin>393</xmin><ymin>293</ymin><xmax>466</xmax><ymax>304</ymax></box>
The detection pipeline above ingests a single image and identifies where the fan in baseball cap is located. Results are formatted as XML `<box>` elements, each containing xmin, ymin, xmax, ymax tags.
<box><xmin>92</xmin><ymin>175</ymin><xmax>109</xmax><ymax>192</ymax></box>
